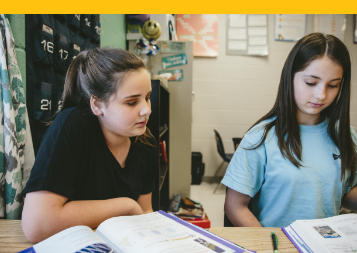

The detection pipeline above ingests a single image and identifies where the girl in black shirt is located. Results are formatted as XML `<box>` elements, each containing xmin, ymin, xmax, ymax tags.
<box><xmin>22</xmin><ymin>48</ymin><xmax>158</xmax><ymax>243</ymax></box>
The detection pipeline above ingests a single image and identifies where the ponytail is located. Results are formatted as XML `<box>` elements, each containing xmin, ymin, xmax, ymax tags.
<box><xmin>60</xmin><ymin>51</ymin><xmax>91</xmax><ymax>113</ymax></box>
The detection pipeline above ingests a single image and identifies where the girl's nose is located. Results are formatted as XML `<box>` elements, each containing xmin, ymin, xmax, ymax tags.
<box><xmin>140</xmin><ymin>100</ymin><xmax>151</xmax><ymax>116</ymax></box>
<box><xmin>314</xmin><ymin>85</ymin><xmax>326</xmax><ymax>100</ymax></box>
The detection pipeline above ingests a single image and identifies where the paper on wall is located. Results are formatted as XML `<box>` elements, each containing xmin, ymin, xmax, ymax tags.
<box><xmin>226</xmin><ymin>14</ymin><xmax>269</xmax><ymax>56</ymax></box>
<box><xmin>248</xmin><ymin>15</ymin><xmax>267</xmax><ymax>26</ymax></box>
<box><xmin>314</xmin><ymin>14</ymin><xmax>345</xmax><ymax>42</ymax></box>
<box><xmin>229</xmin><ymin>14</ymin><xmax>246</xmax><ymax>27</ymax></box>
<box><xmin>228</xmin><ymin>28</ymin><xmax>247</xmax><ymax>40</ymax></box>
<box><xmin>274</xmin><ymin>14</ymin><xmax>306</xmax><ymax>41</ymax></box>
<box><xmin>248</xmin><ymin>27</ymin><xmax>267</xmax><ymax>36</ymax></box>
<box><xmin>249</xmin><ymin>36</ymin><xmax>267</xmax><ymax>46</ymax></box>
<box><xmin>228</xmin><ymin>41</ymin><xmax>247</xmax><ymax>50</ymax></box>
<box><xmin>248</xmin><ymin>45</ymin><xmax>268</xmax><ymax>55</ymax></box>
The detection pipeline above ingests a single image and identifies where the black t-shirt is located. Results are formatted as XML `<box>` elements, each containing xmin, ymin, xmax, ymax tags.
<box><xmin>23</xmin><ymin>107</ymin><xmax>158</xmax><ymax>201</ymax></box>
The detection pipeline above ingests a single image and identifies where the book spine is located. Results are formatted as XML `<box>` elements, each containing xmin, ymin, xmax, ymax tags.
<box><xmin>158</xmin><ymin>210</ymin><xmax>255</xmax><ymax>253</ymax></box>
<box><xmin>18</xmin><ymin>247</ymin><xmax>37</xmax><ymax>253</ymax></box>
<box><xmin>281</xmin><ymin>227</ymin><xmax>311</xmax><ymax>253</ymax></box>
<box><xmin>159</xmin><ymin>141</ymin><xmax>168</xmax><ymax>163</ymax></box>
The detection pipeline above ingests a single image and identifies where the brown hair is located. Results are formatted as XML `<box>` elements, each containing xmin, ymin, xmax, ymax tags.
<box><xmin>247</xmin><ymin>33</ymin><xmax>356</xmax><ymax>186</ymax></box>
<box><xmin>57</xmin><ymin>47</ymin><xmax>154</xmax><ymax>146</ymax></box>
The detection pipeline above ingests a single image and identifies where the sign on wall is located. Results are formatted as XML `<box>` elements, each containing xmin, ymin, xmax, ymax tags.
<box><xmin>161</xmin><ymin>54</ymin><xmax>187</xmax><ymax>69</ymax></box>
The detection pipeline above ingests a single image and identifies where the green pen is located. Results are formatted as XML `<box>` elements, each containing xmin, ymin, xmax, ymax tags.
<box><xmin>271</xmin><ymin>231</ymin><xmax>279</xmax><ymax>253</ymax></box>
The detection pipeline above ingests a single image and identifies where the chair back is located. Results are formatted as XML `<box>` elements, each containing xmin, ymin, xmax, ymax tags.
<box><xmin>232</xmin><ymin>137</ymin><xmax>242</xmax><ymax>150</ymax></box>
<box><xmin>214</xmin><ymin>130</ymin><xmax>226</xmax><ymax>161</ymax></box>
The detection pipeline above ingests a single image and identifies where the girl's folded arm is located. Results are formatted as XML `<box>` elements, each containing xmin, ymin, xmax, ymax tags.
<box><xmin>341</xmin><ymin>186</ymin><xmax>357</xmax><ymax>211</ymax></box>
<box><xmin>224</xmin><ymin>187</ymin><xmax>262</xmax><ymax>227</ymax></box>
<box><xmin>22</xmin><ymin>190</ymin><xmax>143</xmax><ymax>243</ymax></box>
<box><xmin>137</xmin><ymin>192</ymin><xmax>153</xmax><ymax>214</ymax></box>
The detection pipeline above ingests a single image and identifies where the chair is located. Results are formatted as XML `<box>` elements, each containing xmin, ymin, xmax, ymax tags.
<box><xmin>211</xmin><ymin>130</ymin><xmax>233</xmax><ymax>193</ymax></box>
<box><xmin>232</xmin><ymin>137</ymin><xmax>242</xmax><ymax>150</ymax></box>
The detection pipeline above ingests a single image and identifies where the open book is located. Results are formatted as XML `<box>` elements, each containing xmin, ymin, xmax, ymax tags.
<box><xmin>282</xmin><ymin>213</ymin><xmax>357</xmax><ymax>253</ymax></box>
<box><xmin>20</xmin><ymin>210</ymin><xmax>254</xmax><ymax>253</ymax></box>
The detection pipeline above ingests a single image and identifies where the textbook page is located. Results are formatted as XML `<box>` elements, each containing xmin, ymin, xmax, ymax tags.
<box><xmin>96</xmin><ymin>211</ymin><xmax>248</xmax><ymax>253</ymax></box>
<box><xmin>20</xmin><ymin>226</ymin><xmax>112</xmax><ymax>253</ymax></box>
<box><xmin>291</xmin><ymin>213</ymin><xmax>357</xmax><ymax>253</ymax></box>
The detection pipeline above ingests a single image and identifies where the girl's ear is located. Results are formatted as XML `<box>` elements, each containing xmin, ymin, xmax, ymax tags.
<box><xmin>90</xmin><ymin>96</ymin><xmax>104</xmax><ymax>116</ymax></box>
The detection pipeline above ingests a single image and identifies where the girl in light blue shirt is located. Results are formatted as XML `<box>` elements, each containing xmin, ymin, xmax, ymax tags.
<box><xmin>222</xmin><ymin>33</ymin><xmax>357</xmax><ymax>227</ymax></box>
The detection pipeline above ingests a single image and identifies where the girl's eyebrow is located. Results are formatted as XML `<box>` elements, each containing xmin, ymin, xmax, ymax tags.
<box><xmin>124</xmin><ymin>91</ymin><xmax>152</xmax><ymax>99</ymax></box>
<box><xmin>124</xmin><ymin>94</ymin><xmax>140</xmax><ymax>98</ymax></box>
<box><xmin>303</xmin><ymin>75</ymin><xmax>342</xmax><ymax>81</ymax></box>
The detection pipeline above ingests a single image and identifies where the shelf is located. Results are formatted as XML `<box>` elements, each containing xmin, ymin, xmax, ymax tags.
<box><xmin>159</xmin><ymin>126</ymin><xmax>168</xmax><ymax>138</ymax></box>
<box><xmin>126</xmin><ymin>33</ymin><xmax>143</xmax><ymax>40</ymax></box>
<box><xmin>159</xmin><ymin>162</ymin><xmax>168</xmax><ymax>191</ymax></box>
<box><xmin>152</xmin><ymin>76</ymin><xmax>169</xmax><ymax>92</ymax></box>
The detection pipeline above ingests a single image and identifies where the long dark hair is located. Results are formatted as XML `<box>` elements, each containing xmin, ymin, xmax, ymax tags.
<box><xmin>248</xmin><ymin>32</ymin><xmax>356</xmax><ymax>186</ymax></box>
<box><xmin>57</xmin><ymin>47</ymin><xmax>153</xmax><ymax>146</ymax></box>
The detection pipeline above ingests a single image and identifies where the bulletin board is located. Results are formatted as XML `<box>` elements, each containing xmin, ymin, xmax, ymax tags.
<box><xmin>25</xmin><ymin>14</ymin><xmax>100</xmax><ymax>155</ymax></box>
<box><xmin>226</xmin><ymin>14</ymin><xmax>268</xmax><ymax>56</ymax></box>
<box><xmin>176</xmin><ymin>14</ymin><xmax>218</xmax><ymax>57</ymax></box>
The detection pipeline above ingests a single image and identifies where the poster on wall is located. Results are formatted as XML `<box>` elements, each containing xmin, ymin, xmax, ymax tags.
<box><xmin>226</xmin><ymin>14</ymin><xmax>268</xmax><ymax>56</ymax></box>
<box><xmin>160</xmin><ymin>41</ymin><xmax>186</xmax><ymax>53</ymax></box>
<box><xmin>314</xmin><ymin>14</ymin><xmax>346</xmax><ymax>42</ymax></box>
<box><xmin>161</xmin><ymin>54</ymin><xmax>187</xmax><ymax>69</ymax></box>
<box><xmin>274</xmin><ymin>14</ymin><xmax>306</xmax><ymax>41</ymax></box>
<box><xmin>158</xmin><ymin>69</ymin><xmax>184</xmax><ymax>81</ymax></box>
<box><xmin>176</xmin><ymin>14</ymin><xmax>218</xmax><ymax>57</ymax></box>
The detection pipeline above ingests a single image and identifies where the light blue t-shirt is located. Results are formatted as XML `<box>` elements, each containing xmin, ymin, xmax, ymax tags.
<box><xmin>222</xmin><ymin>118</ymin><xmax>357</xmax><ymax>227</ymax></box>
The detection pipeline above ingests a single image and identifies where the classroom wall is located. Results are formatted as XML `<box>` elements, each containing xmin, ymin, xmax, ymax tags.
<box><xmin>100</xmin><ymin>14</ymin><xmax>126</xmax><ymax>49</ymax></box>
<box><xmin>192</xmin><ymin>14</ymin><xmax>357</xmax><ymax>178</ymax></box>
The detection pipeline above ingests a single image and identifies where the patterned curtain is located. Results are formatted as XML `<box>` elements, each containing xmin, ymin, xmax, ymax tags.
<box><xmin>0</xmin><ymin>15</ymin><xmax>35</xmax><ymax>219</ymax></box>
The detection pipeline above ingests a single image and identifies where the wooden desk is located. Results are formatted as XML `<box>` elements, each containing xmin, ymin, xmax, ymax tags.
<box><xmin>0</xmin><ymin>220</ymin><xmax>298</xmax><ymax>253</ymax></box>
<box><xmin>209</xmin><ymin>227</ymin><xmax>298</xmax><ymax>253</ymax></box>
<box><xmin>0</xmin><ymin>220</ymin><xmax>33</xmax><ymax>253</ymax></box>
